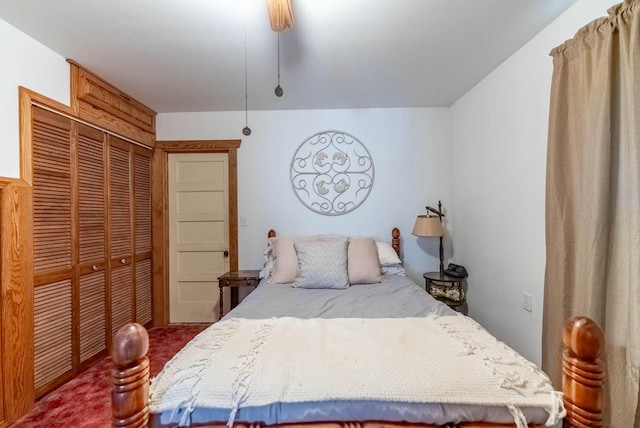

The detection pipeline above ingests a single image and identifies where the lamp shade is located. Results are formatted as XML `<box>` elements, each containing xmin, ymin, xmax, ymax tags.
<box><xmin>412</xmin><ymin>215</ymin><xmax>444</xmax><ymax>237</ymax></box>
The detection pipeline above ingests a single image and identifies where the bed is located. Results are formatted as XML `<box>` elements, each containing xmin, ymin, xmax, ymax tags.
<box><xmin>111</xmin><ymin>228</ymin><xmax>605</xmax><ymax>428</ymax></box>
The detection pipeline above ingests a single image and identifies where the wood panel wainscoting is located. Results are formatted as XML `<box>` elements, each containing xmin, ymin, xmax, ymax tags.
<box><xmin>0</xmin><ymin>178</ymin><xmax>34</xmax><ymax>428</ymax></box>
<box><xmin>151</xmin><ymin>140</ymin><xmax>241</xmax><ymax>326</ymax></box>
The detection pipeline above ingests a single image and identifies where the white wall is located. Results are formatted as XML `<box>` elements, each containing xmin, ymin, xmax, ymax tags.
<box><xmin>158</xmin><ymin>108</ymin><xmax>451</xmax><ymax>285</ymax></box>
<box><xmin>449</xmin><ymin>0</ymin><xmax>618</xmax><ymax>365</ymax></box>
<box><xmin>0</xmin><ymin>18</ymin><xmax>69</xmax><ymax>178</ymax></box>
<box><xmin>1</xmin><ymin>0</ymin><xmax>620</xmax><ymax>365</ymax></box>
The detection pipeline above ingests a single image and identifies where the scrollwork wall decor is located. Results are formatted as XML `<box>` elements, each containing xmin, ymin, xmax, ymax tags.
<box><xmin>290</xmin><ymin>130</ymin><xmax>375</xmax><ymax>216</ymax></box>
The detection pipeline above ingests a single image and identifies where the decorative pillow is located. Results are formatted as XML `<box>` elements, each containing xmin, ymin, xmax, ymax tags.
<box><xmin>348</xmin><ymin>238</ymin><xmax>382</xmax><ymax>284</ymax></box>
<box><xmin>293</xmin><ymin>238</ymin><xmax>349</xmax><ymax>289</ymax></box>
<box><xmin>271</xmin><ymin>238</ymin><xmax>299</xmax><ymax>284</ymax></box>
<box><xmin>381</xmin><ymin>263</ymin><xmax>407</xmax><ymax>276</ymax></box>
<box><xmin>376</xmin><ymin>241</ymin><xmax>401</xmax><ymax>266</ymax></box>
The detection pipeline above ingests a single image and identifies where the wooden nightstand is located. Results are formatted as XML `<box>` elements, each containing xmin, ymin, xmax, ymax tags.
<box><xmin>217</xmin><ymin>270</ymin><xmax>260</xmax><ymax>319</ymax></box>
<box><xmin>423</xmin><ymin>271</ymin><xmax>468</xmax><ymax>315</ymax></box>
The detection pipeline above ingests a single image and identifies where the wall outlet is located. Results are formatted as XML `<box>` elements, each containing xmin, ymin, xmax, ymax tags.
<box><xmin>522</xmin><ymin>292</ymin><xmax>533</xmax><ymax>312</ymax></box>
<box><xmin>240</xmin><ymin>216</ymin><xmax>247</xmax><ymax>227</ymax></box>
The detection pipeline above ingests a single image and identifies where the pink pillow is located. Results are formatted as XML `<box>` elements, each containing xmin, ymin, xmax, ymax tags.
<box><xmin>271</xmin><ymin>238</ymin><xmax>298</xmax><ymax>283</ymax></box>
<box><xmin>348</xmin><ymin>238</ymin><xmax>382</xmax><ymax>284</ymax></box>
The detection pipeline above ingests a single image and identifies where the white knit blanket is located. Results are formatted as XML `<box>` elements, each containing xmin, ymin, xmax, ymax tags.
<box><xmin>150</xmin><ymin>315</ymin><xmax>565</xmax><ymax>427</ymax></box>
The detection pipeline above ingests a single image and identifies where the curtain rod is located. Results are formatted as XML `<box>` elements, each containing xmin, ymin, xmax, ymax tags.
<box><xmin>31</xmin><ymin>101</ymin><xmax>153</xmax><ymax>151</ymax></box>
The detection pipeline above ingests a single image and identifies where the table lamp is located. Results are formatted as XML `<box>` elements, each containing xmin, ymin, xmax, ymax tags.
<box><xmin>412</xmin><ymin>200</ymin><xmax>445</xmax><ymax>275</ymax></box>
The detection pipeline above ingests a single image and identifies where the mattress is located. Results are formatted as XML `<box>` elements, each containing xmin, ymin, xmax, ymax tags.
<box><xmin>151</xmin><ymin>275</ymin><xmax>560</xmax><ymax>427</ymax></box>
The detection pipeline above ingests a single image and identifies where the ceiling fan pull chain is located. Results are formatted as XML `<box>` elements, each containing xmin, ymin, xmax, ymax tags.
<box><xmin>242</xmin><ymin>1</ymin><xmax>251</xmax><ymax>136</ymax></box>
<box><xmin>275</xmin><ymin>32</ymin><xmax>283</xmax><ymax>97</ymax></box>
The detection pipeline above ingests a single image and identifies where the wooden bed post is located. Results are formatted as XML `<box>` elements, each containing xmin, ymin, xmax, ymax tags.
<box><xmin>109</xmin><ymin>228</ymin><xmax>608</xmax><ymax>428</ymax></box>
<box><xmin>112</xmin><ymin>323</ymin><xmax>151</xmax><ymax>428</ymax></box>
<box><xmin>562</xmin><ymin>316</ymin><xmax>605</xmax><ymax>427</ymax></box>
<box><xmin>391</xmin><ymin>227</ymin><xmax>400</xmax><ymax>257</ymax></box>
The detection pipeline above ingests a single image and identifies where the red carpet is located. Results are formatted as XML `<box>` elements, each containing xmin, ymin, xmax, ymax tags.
<box><xmin>12</xmin><ymin>324</ymin><xmax>208</xmax><ymax>428</ymax></box>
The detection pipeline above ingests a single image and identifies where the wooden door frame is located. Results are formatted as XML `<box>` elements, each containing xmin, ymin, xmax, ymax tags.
<box><xmin>152</xmin><ymin>140</ymin><xmax>241</xmax><ymax>326</ymax></box>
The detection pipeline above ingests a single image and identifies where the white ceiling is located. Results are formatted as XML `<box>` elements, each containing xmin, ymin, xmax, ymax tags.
<box><xmin>0</xmin><ymin>0</ymin><xmax>577</xmax><ymax>113</ymax></box>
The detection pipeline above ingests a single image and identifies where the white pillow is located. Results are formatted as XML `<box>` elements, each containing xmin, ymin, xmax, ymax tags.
<box><xmin>293</xmin><ymin>238</ymin><xmax>349</xmax><ymax>289</ymax></box>
<box><xmin>376</xmin><ymin>241</ymin><xmax>401</xmax><ymax>266</ymax></box>
<box><xmin>381</xmin><ymin>263</ymin><xmax>407</xmax><ymax>276</ymax></box>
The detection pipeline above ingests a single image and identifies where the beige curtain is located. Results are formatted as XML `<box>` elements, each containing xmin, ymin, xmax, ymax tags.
<box><xmin>543</xmin><ymin>0</ymin><xmax>640</xmax><ymax>426</ymax></box>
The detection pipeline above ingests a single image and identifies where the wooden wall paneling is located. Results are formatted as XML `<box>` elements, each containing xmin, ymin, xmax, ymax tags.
<box><xmin>0</xmin><ymin>251</ymin><xmax>4</xmax><ymax>426</ymax></box>
<box><xmin>0</xmin><ymin>179</ymin><xmax>34</xmax><ymax>424</ymax></box>
<box><xmin>152</xmin><ymin>140</ymin><xmax>242</xmax><ymax>326</ymax></box>
<box><xmin>69</xmin><ymin>61</ymin><xmax>156</xmax><ymax>148</ymax></box>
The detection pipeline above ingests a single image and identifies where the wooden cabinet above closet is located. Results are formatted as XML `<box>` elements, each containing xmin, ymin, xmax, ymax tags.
<box><xmin>31</xmin><ymin>106</ymin><xmax>152</xmax><ymax>398</ymax></box>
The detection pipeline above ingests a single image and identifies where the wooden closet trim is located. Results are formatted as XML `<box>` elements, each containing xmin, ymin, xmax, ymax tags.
<box><xmin>152</xmin><ymin>140</ymin><xmax>241</xmax><ymax>326</ymax></box>
<box><xmin>0</xmin><ymin>177</ymin><xmax>34</xmax><ymax>423</ymax></box>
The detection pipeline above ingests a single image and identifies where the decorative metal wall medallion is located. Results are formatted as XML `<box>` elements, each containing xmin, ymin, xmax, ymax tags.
<box><xmin>290</xmin><ymin>130</ymin><xmax>375</xmax><ymax>216</ymax></box>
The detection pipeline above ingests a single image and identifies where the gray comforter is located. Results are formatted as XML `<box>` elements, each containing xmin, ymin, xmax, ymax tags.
<box><xmin>224</xmin><ymin>274</ymin><xmax>456</xmax><ymax>320</ymax></box>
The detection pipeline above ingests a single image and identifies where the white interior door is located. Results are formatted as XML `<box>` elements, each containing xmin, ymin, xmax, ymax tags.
<box><xmin>168</xmin><ymin>153</ymin><xmax>229</xmax><ymax>323</ymax></box>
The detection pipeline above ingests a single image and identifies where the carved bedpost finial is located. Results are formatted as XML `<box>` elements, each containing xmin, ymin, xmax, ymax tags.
<box><xmin>562</xmin><ymin>316</ymin><xmax>605</xmax><ymax>427</ymax></box>
<box><xmin>391</xmin><ymin>227</ymin><xmax>400</xmax><ymax>258</ymax></box>
<box><xmin>112</xmin><ymin>323</ymin><xmax>151</xmax><ymax>428</ymax></box>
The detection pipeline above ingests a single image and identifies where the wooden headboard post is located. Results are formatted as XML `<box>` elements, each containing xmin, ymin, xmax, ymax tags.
<box><xmin>391</xmin><ymin>227</ymin><xmax>400</xmax><ymax>258</ymax></box>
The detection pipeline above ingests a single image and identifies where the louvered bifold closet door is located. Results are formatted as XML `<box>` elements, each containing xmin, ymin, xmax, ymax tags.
<box><xmin>32</xmin><ymin>107</ymin><xmax>73</xmax><ymax>396</ymax></box>
<box><xmin>34</xmin><ymin>280</ymin><xmax>72</xmax><ymax>393</ymax></box>
<box><xmin>134</xmin><ymin>147</ymin><xmax>152</xmax><ymax>325</ymax></box>
<box><xmin>32</xmin><ymin>108</ymin><xmax>72</xmax><ymax>273</ymax></box>
<box><xmin>77</xmin><ymin>124</ymin><xmax>107</xmax><ymax>364</ymax></box>
<box><xmin>109</xmin><ymin>136</ymin><xmax>134</xmax><ymax>337</ymax></box>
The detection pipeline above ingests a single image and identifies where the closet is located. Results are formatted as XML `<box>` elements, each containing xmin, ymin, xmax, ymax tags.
<box><xmin>32</xmin><ymin>106</ymin><xmax>152</xmax><ymax>397</ymax></box>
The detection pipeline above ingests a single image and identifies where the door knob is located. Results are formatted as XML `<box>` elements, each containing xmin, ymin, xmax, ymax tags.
<box><xmin>223</xmin><ymin>250</ymin><xmax>229</xmax><ymax>257</ymax></box>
